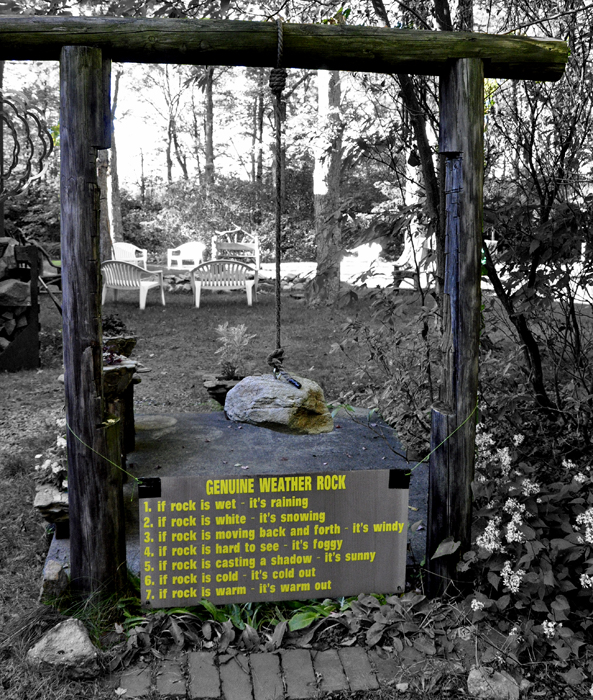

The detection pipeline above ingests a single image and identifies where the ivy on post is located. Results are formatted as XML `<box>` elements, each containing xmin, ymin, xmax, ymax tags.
<box><xmin>60</xmin><ymin>45</ymin><xmax>126</xmax><ymax>596</ymax></box>
<box><xmin>427</xmin><ymin>58</ymin><xmax>483</xmax><ymax>597</ymax></box>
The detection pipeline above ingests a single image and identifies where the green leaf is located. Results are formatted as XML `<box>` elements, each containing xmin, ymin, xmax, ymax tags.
<box><xmin>431</xmin><ymin>537</ymin><xmax>461</xmax><ymax>559</ymax></box>
<box><xmin>288</xmin><ymin>611</ymin><xmax>320</xmax><ymax>631</ymax></box>
<box><xmin>496</xmin><ymin>594</ymin><xmax>511</xmax><ymax>611</ymax></box>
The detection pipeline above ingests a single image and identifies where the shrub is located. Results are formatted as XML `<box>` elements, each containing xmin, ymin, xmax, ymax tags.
<box><xmin>214</xmin><ymin>322</ymin><xmax>257</xmax><ymax>380</ymax></box>
<box><xmin>331</xmin><ymin>286</ymin><xmax>437</xmax><ymax>454</ymax></box>
<box><xmin>462</xmin><ymin>427</ymin><xmax>593</xmax><ymax>662</ymax></box>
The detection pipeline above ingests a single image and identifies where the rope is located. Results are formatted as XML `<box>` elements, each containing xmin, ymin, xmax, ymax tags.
<box><xmin>269</xmin><ymin>18</ymin><xmax>287</xmax><ymax>351</ymax></box>
<box><xmin>66</xmin><ymin>421</ymin><xmax>140</xmax><ymax>485</ymax></box>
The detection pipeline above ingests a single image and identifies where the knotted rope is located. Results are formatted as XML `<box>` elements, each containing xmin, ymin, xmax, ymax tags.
<box><xmin>269</xmin><ymin>19</ymin><xmax>287</xmax><ymax>351</ymax></box>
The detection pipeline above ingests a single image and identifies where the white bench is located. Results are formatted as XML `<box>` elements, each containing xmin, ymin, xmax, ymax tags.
<box><xmin>167</xmin><ymin>241</ymin><xmax>206</xmax><ymax>271</ymax></box>
<box><xmin>113</xmin><ymin>242</ymin><xmax>148</xmax><ymax>269</ymax></box>
<box><xmin>190</xmin><ymin>260</ymin><xmax>258</xmax><ymax>308</ymax></box>
<box><xmin>101</xmin><ymin>261</ymin><xmax>165</xmax><ymax>310</ymax></box>
<box><xmin>212</xmin><ymin>227</ymin><xmax>260</xmax><ymax>269</ymax></box>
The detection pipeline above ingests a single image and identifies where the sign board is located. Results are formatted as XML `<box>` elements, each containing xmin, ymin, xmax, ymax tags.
<box><xmin>139</xmin><ymin>469</ymin><xmax>409</xmax><ymax>607</ymax></box>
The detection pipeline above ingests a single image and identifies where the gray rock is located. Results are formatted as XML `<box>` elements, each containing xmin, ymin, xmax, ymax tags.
<box><xmin>225</xmin><ymin>374</ymin><xmax>334</xmax><ymax>434</ymax></box>
<box><xmin>34</xmin><ymin>484</ymin><xmax>69</xmax><ymax>523</ymax></box>
<box><xmin>0</xmin><ymin>278</ymin><xmax>31</xmax><ymax>306</ymax></box>
<box><xmin>27</xmin><ymin>618</ymin><xmax>99</xmax><ymax>678</ymax></box>
<box><xmin>467</xmin><ymin>667</ymin><xmax>520</xmax><ymax>700</ymax></box>
<box><xmin>39</xmin><ymin>559</ymin><xmax>69</xmax><ymax>602</ymax></box>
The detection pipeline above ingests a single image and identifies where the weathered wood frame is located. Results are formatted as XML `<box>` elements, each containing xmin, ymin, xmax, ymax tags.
<box><xmin>0</xmin><ymin>17</ymin><xmax>567</xmax><ymax>595</ymax></box>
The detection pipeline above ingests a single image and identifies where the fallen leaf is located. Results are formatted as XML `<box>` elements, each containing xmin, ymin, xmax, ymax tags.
<box><xmin>560</xmin><ymin>666</ymin><xmax>586</xmax><ymax>686</ymax></box>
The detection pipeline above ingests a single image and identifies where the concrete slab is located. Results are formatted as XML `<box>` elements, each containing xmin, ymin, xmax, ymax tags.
<box><xmin>338</xmin><ymin>647</ymin><xmax>379</xmax><ymax>691</ymax></box>
<box><xmin>47</xmin><ymin>408</ymin><xmax>428</xmax><ymax>578</ymax></box>
<box><xmin>187</xmin><ymin>651</ymin><xmax>221</xmax><ymax>699</ymax></box>
<box><xmin>311</xmin><ymin>649</ymin><xmax>349</xmax><ymax>693</ymax></box>
<box><xmin>280</xmin><ymin>649</ymin><xmax>317</xmax><ymax>699</ymax></box>
<box><xmin>123</xmin><ymin>408</ymin><xmax>427</xmax><ymax>574</ymax></box>
<box><xmin>155</xmin><ymin>657</ymin><xmax>186</xmax><ymax>697</ymax></box>
<box><xmin>219</xmin><ymin>653</ymin><xmax>253</xmax><ymax>700</ymax></box>
<box><xmin>249</xmin><ymin>652</ymin><xmax>284</xmax><ymax>700</ymax></box>
<box><xmin>118</xmin><ymin>665</ymin><xmax>152</xmax><ymax>698</ymax></box>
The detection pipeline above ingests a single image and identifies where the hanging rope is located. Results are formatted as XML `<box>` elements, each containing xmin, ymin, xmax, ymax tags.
<box><xmin>269</xmin><ymin>19</ymin><xmax>287</xmax><ymax>351</ymax></box>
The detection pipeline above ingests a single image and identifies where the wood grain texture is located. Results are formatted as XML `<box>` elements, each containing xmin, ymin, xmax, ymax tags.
<box><xmin>427</xmin><ymin>58</ymin><xmax>483</xmax><ymax>597</ymax></box>
<box><xmin>60</xmin><ymin>46</ymin><xmax>125</xmax><ymax>595</ymax></box>
<box><xmin>0</xmin><ymin>18</ymin><xmax>568</xmax><ymax>80</ymax></box>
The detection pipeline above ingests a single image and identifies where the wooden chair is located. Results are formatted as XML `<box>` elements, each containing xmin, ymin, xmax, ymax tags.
<box><xmin>190</xmin><ymin>260</ymin><xmax>258</xmax><ymax>308</ymax></box>
<box><xmin>113</xmin><ymin>242</ymin><xmax>148</xmax><ymax>269</ymax></box>
<box><xmin>101</xmin><ymin>261</ymin><xmax>165</xmax><ymax>310</ymax></box>
<box><xmin>212</xmin><ymin>226</ymin><xmax>260</xmax><ymax>269</ymax></box>
<box><xmin>166</xmin><ymin>241</ymin><xmax>206</xmax><ymax>271</ymax></box>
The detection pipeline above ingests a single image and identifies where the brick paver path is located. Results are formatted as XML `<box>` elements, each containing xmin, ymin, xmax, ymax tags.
<box><xmin>116</xmin><ymin>647</ymin><xmax>394</xmax><ymax>698</ymax></box>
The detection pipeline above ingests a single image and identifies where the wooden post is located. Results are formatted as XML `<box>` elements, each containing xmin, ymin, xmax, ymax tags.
<box><xmin>426</xmin><ymin>58</ymin><xmax>483</xmax><ymax>597</ymax></box>
<box><xmin>60</xmin><ymin>46</ymin><xmax>126</xmax><ymax>595</ymax></box>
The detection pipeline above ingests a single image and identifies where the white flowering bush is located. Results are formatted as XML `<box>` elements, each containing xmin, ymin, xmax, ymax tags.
<box><xmin>461</xmin><ymin>429</ymin><xmax>593</xmax><ymax>662</ymax></box>
<box><xmin>33</xmin><ymin>418</ymin><xmax>68</xmax><ymax>491</ymax></box>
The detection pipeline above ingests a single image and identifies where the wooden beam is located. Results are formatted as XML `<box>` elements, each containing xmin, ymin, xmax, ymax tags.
<box><xmin>426</xmin><ymin>58</ymin><xmax>483</xmax><ymax>597</ymax></box>
<box><xmin>0</xmin><ymin>18</ymin><xmax>568</xmax><ymax>81</ymax></box>
<box><xmin>60</xmin><ymin>45</ymin><xmax>125</xmax><ymax>595</ymax></box>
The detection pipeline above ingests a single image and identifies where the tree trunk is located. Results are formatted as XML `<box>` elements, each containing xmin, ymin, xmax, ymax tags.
<box><xmin>166</xmin><ymin>118</ymin><xmax>173</xmax><ymax>183</ymax></box>
<box><xmin>60</xmin><ymin>45</ymin><xmax>126</xmax><ymax>597</ymax></box>
<box><xmin>172</xmin><ymin>117</ymin><xmax>188</xmax><ymax>179</ymax></box>
<box><xmin>204</xmin><ymin>66</ymin><xmax>214</xmax><ymax>187</ymax></box>
<box><xmin>190</xmin><ymin>87</ymin><xmax>203</xmax><ymax>179</ymax></box>
<box><xmin>309</xmin><ymin>69</ymin><xmax>342</xmax><ymax>307</ymax></box>
<box><xmin>98</xmin><ymin>148</ymin><xmax>111</xmax><ymax>260</ymax></box>
<box><xmin>252</xmin><ymin>68</ymin><xmax>264</xmax><ymax>224</ymax></box>
<box><xmin>108</xmin><ymin>67</ymin><xmax>124</xmax><ymax>243</ymax></box>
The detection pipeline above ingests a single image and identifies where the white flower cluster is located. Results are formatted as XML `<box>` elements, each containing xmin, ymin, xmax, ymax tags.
<box><xmin>471</xmin><ymin>598</ymin><xmax>485</xmax><ymax>611</ymax></box>
<box><xmin>497</xmin><ymin>447</ymin><xmax>512</xmax><ymax>477</ymax></box>
<box><xmin>475</xmin><ymin>430</ymin><xmax>495</xmax><ymax>450</ymax></box>
<box><xmin>541</xmin><ymin>620</ymin><xmax>561</xmax><ymax>638</ymax></box>
<box><xmin>576</xmin><ymin>508</ymin><xmax>593</xmax><ymax>544</ymax></box>
<box><xmin>521</xmin><ymin>478</ymin><xmax>540</xmax><ymax>497</ymax></box>
<box><xmin>501</xmin><ymin>560</ymin><xmax>525</xmax><ymax>593</ymax></box>
<box><xmin>513</xmin><ymin>434</ymin><xmax>525</xmax><ymax>447</ymax></box>
<box><xmin>33</xmin><ymin>418</ymin><xmax>68</xmax><ymax>489</ymax></box>
<box><xmin>503</xmin><ymin>498</ymin><xmax>526</xmax><ymax>514</ymax></box>
<box><xmin>563</xmin><ymin>458</ymin><xmax>577</xmax><ymax>471</ymax></box>
<box><xmin>476</xmin><ymin>516</ymin><xmax>505</xmax><ymax>553</ymax></box>
<box><xmin>574</xmin><ymin>472</ymin><xmax>588</xmax><ymax>484</ymax></box>
<box><xmin>580</xmin><ymin>573</ymin><xmax>593</xmax><ymax>589</ymax></box>
<box><xmin>506</xmin><ymin>513</ymin><xmax>526</xmax><ymax>544</ymax></box>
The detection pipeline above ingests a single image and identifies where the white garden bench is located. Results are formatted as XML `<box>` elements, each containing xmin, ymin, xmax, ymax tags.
<box><xmin>113</xmin><ymin>241</ymin><xmax>148</xmax><ymax>269</ymax></box>
<box><xmin>101</xmin><ymin>260</ymin><xmax>165</xmax><ymax>310</ymax></box>
<box><xmin>212</xmin><ymin>227</ymin><xmax>260</xmax><ymax>269</ymax></box>
<box><xmin>166</xmin><ymin>241</ymin><xmax>206</xmax><ymax>271</ymax></box>
<box><xmin>189</xmin><ymin>260</ymin><xmax>258</xmax><ymax>308</ymax></box>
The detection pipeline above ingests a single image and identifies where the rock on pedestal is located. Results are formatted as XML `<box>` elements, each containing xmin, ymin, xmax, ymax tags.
<box><xmin>225</xmin><ymin>374</ymin><xmax>334</xmax><ymax>434</ymax></box>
